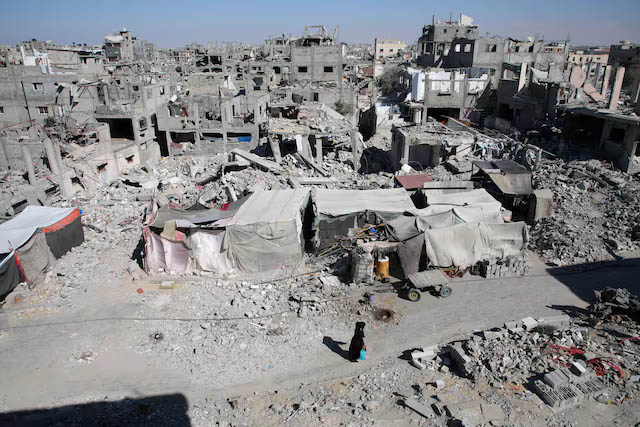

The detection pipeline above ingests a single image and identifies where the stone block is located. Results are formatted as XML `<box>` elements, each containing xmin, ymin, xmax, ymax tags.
<box><xmin>521</xmin><ymin>316</ymin><xmax>538</xmax><ymax>330</ymax></box>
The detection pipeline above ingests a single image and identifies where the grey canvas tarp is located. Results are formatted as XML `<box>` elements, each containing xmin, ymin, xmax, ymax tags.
<box><xmin>314</xmin><ymin>188</ymin><xmax>415</xmax><ymax>218</ymax></box>
<box><xmin>16</xmin><ymin>230</ymin><xmax>53</xmax><ymax>285</ymax></box>
<box><xmin>147</xmin><ymin>197</ymin><xmax>248</xmax><ymax>229</ymax></box>
<box><xmin>314</xmin><ymin>188</ymin><xmax>415</xmax><ymax>249</ymax></box>
<box><xmin>420</xmin><ymin>188</ymin><xmax>502</xmax><ymax>211</ymax></box>
<box><xmin>225</xmin><ymin>189</ymin><xmax>310</xmax><ymax>273</ymax></box>
<box><xmin>423</xmin><ymin>222</ymin><xmax>528</xmax><ymax>268</ymax></box>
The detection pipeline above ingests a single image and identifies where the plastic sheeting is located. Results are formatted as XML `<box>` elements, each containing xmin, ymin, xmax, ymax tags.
<box><xmin>143</xmin><ymin>228</ymin><xmax>190</xmax><ymax>274</ymax></box>
<box><xmin>189</xmin><ymin>230</ymin><xmax>232</xmax><ymax>273</ymax></box>
<box><xmin>314</xmin><ymin>189</ymin><xmax>415</xmax><ymax>218</ymax></box>
<box><xmin>0</xmin><ymin>206</ymin><xmax>76</xmax><ymax>253</ymax></box>
<box><xmin>225</xmin><ymin>189</ymin><xmax>310</xmax><ymax>273</ymax></box>
<box><xmin>423</xmin><ymin>188</ymin><xmax>501</xmax><ymax>208</ymax></box>
<box><xmin>424</xmin><ymin>222</ymin><xmax>528</xmax><ymax>268</ymax></box>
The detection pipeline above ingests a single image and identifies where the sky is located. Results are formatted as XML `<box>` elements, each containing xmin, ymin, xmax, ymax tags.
<box><xmin>1</xmin><ymin>0</ymin><xmax>639</xmax><ymax>48</ymax></box>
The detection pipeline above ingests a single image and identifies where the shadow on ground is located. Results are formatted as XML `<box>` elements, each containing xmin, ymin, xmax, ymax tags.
<box><xmin>323</xmin><ymin>336</ymin><xmax>349</xmax><ymax>360</ymax></box>
<box><xmin>0</xmin><ymin>393</ymin><xmax>190</xmax><ymax>427</ymax></box>
<box><xmin>545</xmin><ymin>258</ymin><xmax>640</xmax><ymax>303</ymax></box>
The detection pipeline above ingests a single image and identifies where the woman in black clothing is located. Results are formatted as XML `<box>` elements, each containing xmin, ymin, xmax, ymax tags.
<box><xmin>348</xmin><ymin>321</ymin><xmax>366</xmax><ymax>361</ymax></box>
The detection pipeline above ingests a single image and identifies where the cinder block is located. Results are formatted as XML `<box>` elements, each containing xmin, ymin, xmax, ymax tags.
<box><xmin>522</xmin><ymin>316</ymin><xmax>538</xmax><ymax>330</ymax></box>
<box><xmin>411</xmin><ymin>359</ymin><xmax>426</xmax><ymax>370</ymax></box>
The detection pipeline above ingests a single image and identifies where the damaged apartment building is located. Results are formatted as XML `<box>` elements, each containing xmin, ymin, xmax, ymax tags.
<box><xmin>397</xmin><ymin>14</ymin><xmax>567</xmax><ymax>126</ymax></box>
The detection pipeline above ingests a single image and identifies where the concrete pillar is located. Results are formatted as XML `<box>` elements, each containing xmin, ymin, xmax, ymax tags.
<box><xmin>315</xmin><ymin>136</ymin><xmax>323</xmax><ymax>165</ymax></box>
<box><xmin>192</xmin><ymin>104</ymin><xmax>201</xmax><ymax>147</ymax></box>
<box><xmin>601</xmin><ymin>65</ymin><xmax>612</xmax><ymax>97</ymax></box>
<box><xmin>269</xmin><ymin>136</ymin><xmax>282</xmax><ymax>163</ymax></box>
<box><xmin>21</xmin><ymin>145</ymin><xmax>37</xmax><ymax>185</ymax></box>
<box><xmin>53</xmin><ymin>141</ymin><xmax>65</xmax><ymax>175</ymax></box>
<box><xmin>631</xmin><ymin>76</ymin><xmax>640</xmax><ymax>105</ymax></box>
<box><xmin>132</xmin><ymin>117</ymin><xmax>141</xmax><ymax>143</ymax></box>
<box><xmin>585</xmin><ymin>62</ymin><xmax>594</xmax><ymax>81</ymax></box>
<box><xmin>43</xmin><ymin>138</ymin><xmax>60</xmax><ymax>175</ymax></box>
<box><xmin>593</xmin><ymin>63</ymin><xmax>602</xmax><ymax>88</ymax></box>
<box><xmin>58</xmin><ymin>170</ymin><xmax>74</xmax><ymax>198</ymax></box>
<box><xmin>517</xmin><ymin>62</ymin><xmax>528</xmax><ymax>92</ymax></box>
<box><xmin>608</xmin><ymin>66</ymin><xmax>625</xmax><ymax>111</ymax></box>
<box><xmin>0</xmin><ymin>136</ymin><xmax>10</xmax><ymax>170</ymax></box>
<box><xmin>350</xmin><ymin>129</ymin><xmax>362</xmax><ymax>171</ymax></box>
<box><xmin>103</xmin><ymin>84</ymin><xmax>110</xmax><ymax>107</ymax></box>
<box><xmin>421</xmin><ymin>73</ymin><xmax>430</xmax><ymax>124</ymax></box>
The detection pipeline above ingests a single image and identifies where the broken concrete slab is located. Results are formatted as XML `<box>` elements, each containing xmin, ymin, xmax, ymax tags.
<box><xmin>231</xmin><ymin>149</ymin><xmax>283</xmax><ymax>174</ymax></box>
<box><xmin>403</xmin><ymin>398</ymin><xmax>433</xmax><ymax>419</ymax></box>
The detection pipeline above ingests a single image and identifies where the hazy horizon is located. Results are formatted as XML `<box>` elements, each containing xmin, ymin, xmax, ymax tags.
<box><xmin>1</xmin><ymin>0</ymin><xmax>639</xmax><ymax>49</ymax></box>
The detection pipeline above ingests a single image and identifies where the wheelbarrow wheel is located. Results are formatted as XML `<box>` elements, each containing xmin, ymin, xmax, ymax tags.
<box><xmin>407</xmin><ymin>289</ymin><xmax>422</xmax><ymax>302</ymax></box>
<box><xmin>439</xmin><ymin>286</ymin><xmax>452</xmax><ymax>298</ymax></box>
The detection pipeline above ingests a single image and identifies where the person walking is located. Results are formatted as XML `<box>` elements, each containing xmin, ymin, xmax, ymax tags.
<box><xmin>348</xmin><ymin>321</ymin><xmax>366</xmax><ymax>362</ymax></box>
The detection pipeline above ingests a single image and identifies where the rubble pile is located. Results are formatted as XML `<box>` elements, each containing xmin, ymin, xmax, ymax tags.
<box><xmin>529</xmin><ymin>159</ymin><xmax>640</xmax><ymax>265</ymax></box>
<box><xmin>590</xmin><ymin>287</ymin><xmax>640</xmax><ymax>323</ymax></box>
<box><xmin>425</xmin><ymin>309</ymin><xmax>640</xmax><ymax>408</ymax></box>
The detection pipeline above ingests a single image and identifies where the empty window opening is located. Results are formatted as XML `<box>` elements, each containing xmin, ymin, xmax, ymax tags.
<box><xmin>37</xmin><ymin>106</ymin><xmax>48</xmax><ymax>114</ymax></box>
<box><xmin>132</xmin><ymin>85</ymin><xmax>139</xmax><ymax>92</ymax></box>
<box><xmin>298</xmin><ymin>66</ymin><xmax>308</xmax><ymax>73</ymax></box>
<box><xmin>323</xmin><ymin>66</ymin><xmax>334</xmax><ymax>73</ymax></box>
<box><xmin>32</xmin><ymin>83</ymin><xmax>44</xmax><ymax>92</ymax></box>
<box><xmin>0</xmin><ymin>106</ymin><xmax>4</xmax><ymax>114</ymax></box>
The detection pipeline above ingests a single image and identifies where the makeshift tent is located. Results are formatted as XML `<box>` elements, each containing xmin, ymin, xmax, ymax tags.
<box><xmin>0</xmin><ymin>206</ymin><xmax>84</xmax><ymax>289</ymax></box>
<box><xmin>423</xmin><ymin>222</ymin><xmax>528</xmax><ymax>268</ymax></box>
<box><xmin>142</xmin><ymin>197</ymin><xmax>249</xmax><ymax>275</ymax></box>
<box><xmin>386</xmin><ymin>189</ymin><xmax>507</xmax><ymax>274</ymax></box>
<box><xmin>0</xmin><ymin>206</ymin><xmax>83</xmax><ymax>257</ymax></box>
<box><xmin>0</xmin><ymin>251</ymin><xmax>21</xmax><ymax>297</ymax></box>
<box><xmin>313</xmin><ymin>188</ymin><xmax>416</xmax><ymax>248</ymax></box>
<box><xmin>225</xmin><ymin>189</ymin><xmax>311</xmax><ymax>273</ymax></box>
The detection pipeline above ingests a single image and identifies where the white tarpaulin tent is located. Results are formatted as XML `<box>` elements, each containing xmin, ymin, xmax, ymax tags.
<box><xmin>0</xmin><ymin>206</ymin><xmax>76</xmax><ymax>253</ymax></box>
<box><xmin>423</xmin><ymin>222</ymin><xmax>528</xmax><ymax>268</ymax></box>
<box><xmin>225</xmin><ymin>189</ymin><xmax>310</xmax><ymax>273</ymax></box>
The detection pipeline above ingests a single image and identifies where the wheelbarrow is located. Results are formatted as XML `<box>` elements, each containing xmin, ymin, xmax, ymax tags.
<box><xmin>403</xmin><ymin>270</ymin><xmax>452</xmax><ymax>302</ymax></box>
